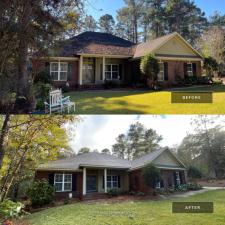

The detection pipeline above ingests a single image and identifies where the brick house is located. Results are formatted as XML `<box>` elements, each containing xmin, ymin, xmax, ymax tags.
<box><xmin>32</xmin><ymin>31</ymin><xmax>203</xmax><ymax>89</ymax></box>
<box><xmin>35</xmin><ymin>148</ymin><xmax>187</xmax><ymax>200</ymax></box>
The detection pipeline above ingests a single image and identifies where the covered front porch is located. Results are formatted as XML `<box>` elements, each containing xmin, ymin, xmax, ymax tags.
<box><xmin>82</xmin><ymin>167</ymin><xmax>129</xmax><ymax>197</ymax></box>
<box><xmin>78</xmin><ymin>54</ymin><xmax>133</xmax><ymax>86</ymax></box>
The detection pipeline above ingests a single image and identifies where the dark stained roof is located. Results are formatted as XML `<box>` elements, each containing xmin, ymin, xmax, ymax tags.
<box><xmin>59</xmin><ymin>31</ymin><xmax>136</xmax><ymax>57</ymax></box>
<box><xmin>37</xmin><ymin>148</ymin><xmax>186</xmax><ymax>171</ymax></box>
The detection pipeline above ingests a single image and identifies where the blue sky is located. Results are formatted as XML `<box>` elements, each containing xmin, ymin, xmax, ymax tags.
<box><xmin>85</xmin><ymin>0</ymin><xmax>225</xmax><ymax>20</ymax></box>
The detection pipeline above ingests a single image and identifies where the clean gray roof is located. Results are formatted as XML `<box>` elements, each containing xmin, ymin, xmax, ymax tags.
<box><xmin>131</xmin><ymin>148</ymin><xmax>166</xmax><ymax>170</ymax></box>
<box><xmin>38</xmin><ymin>152</ymin><xmax>131</xmax><ymax>171</ymax></box>
<box><xmin>37</xmin><ymin>148</ymin><xmax>186</xmax><ymax>171</ymax></box>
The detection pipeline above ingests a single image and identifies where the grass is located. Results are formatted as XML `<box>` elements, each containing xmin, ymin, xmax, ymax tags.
<box><xmin>24</xmin><ymin>189</ymin><xmax>225</xmax><ymax>225</ymax></box>
<box><xmin>66</xmin><ymin>84</ymin><xmax>225</xmax><ymax>114</ymax></box>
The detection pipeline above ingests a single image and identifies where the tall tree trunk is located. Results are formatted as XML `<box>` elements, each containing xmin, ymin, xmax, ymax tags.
<box><xmin>0</xmin><ymin>114</ymin><xmax>10</xmax><ymax>169</ymax></box>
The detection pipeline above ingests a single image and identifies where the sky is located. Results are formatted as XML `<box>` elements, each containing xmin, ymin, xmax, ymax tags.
<box><xmin>67</xmin><ymin>115</ymin><xmax>221</xmax><ymax>153</ymax></box>
<box><xmin>85</xmin><ymin>0</ymin><xmax>225</xmax><ymax>20</ymax></box>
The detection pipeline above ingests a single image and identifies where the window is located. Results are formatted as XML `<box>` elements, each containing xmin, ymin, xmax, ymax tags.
<box><xmin>187</xmin><ymin>63</ymin><xmax>193</xmax><ymax>76</ymax></box>
<box><xmin>157</xmin><ymin>62</ymin><xmax>164</xmax><ymax>81</ymax></box>
<box><xmin>107</xmin><ymin>175</ymin><xmax>119</xmax><ymax>189</ymax></box>
<box><xmin>54</xmin><ymin>174</ymin><xmax>72</xmax><ymax>192</ymax></box>
<box><xmin>175</xmin><ymin>172</ymin><xmax>181</xmax><ymax>186</ymax></box>
<box><xmin>50</xmin><ymin>62</ymin><xmax>68</xmax><ymax>81</ymax></box>
<box><xmin>155</xmin><ymin>181</ymin><xmax>161</xmax><ymax>189</ymax></box>
<box><xmin>105</xmin><ymin>64</ymin><xmax>119</xmax><ymax>80</ymax></box>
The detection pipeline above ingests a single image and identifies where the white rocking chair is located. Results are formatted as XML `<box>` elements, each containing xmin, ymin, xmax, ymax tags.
<box><xmin>44</xmin><ymin>89</ymin><xmax>75</xmax><ymax>114</ymax></box>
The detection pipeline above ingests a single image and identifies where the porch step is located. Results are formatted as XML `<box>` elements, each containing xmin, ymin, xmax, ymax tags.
<box><xmin>83</xmin><ymin>193</ymin><xmax>108</xmax><ymax>201</ymax></box>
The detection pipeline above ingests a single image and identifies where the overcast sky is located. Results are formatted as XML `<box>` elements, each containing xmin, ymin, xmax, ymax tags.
<box><xmin>67</xmin><ymin>115</ymin><xmax>218</xmax><ymax>153</ymax></box>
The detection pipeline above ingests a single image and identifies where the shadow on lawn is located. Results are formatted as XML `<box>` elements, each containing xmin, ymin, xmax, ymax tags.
<box><xmin>75</xmin><ymin>97</ymin><xmax>151</xmax><ymax>114</ymax></box>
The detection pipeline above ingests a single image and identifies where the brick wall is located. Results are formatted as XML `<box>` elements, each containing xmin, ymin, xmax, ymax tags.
<box><xmin>32</xmin><ymin>60</ymin><xmax>79</xmax><ymax>88</ymax></box>
<box><xmin>35</xmin><ymin>170</ymin><xmax>83</xmax><ymax>200</ymax></box>
<box><xmin>147</xmin><ymin>60</ymin><xmax>202</xmax><ymax>88</ymax></box>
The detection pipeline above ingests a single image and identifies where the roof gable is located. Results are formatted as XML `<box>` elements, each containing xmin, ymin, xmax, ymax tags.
<box><xmin>153</xmin><ymin>149</ymin><xmax>186</xmax><ymax>169</ymax></box>
<box><xmin>155</xmin><ymin>34</ymin><xmax>202</xmax><ymax>58</ymax></box>
<box><xmin>133</xmin><ymin>32</ymin><xmax>203</xmax><ymax>59</ymax></box>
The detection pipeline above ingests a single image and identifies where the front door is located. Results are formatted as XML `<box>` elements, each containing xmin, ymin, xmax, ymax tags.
<box><xmin>83</xmin><ymin>58</ymin><xmax>95</xmax><ymax>84</ymax></box>
<box><xmin>86</xmin><ymin>175</ymin><xmax>97</xmax><ymax>193</ymax></box>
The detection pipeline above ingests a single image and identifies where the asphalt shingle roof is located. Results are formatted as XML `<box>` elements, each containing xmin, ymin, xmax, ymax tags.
<box><xmin>37</xmin><ymin>148</ymin><xmax>186</xmax><ymax>171</ymax></box>
<box><xmin>59</xmin><ymin>31</ymin><xmax>136</xmax><ymax>57</ymax></box>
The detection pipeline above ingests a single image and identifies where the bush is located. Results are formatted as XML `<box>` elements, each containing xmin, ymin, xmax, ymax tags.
<box><xmin>107</xmin><ymin>188</ymin><xmax>120</xmax><ymax>197</ymax></box>
<box><xmin>34</xmin><ymin>71</ymin><xmax>52</xmax><ymax>84</ymax></box>
<box><xmin>175</xmin><ymin>184</ymin><xmax>188</xmax><ymax>192</ymax></box>
<box><xmin>0</xmin><ymin>199</ymin><xmax>24</xmax><ymax>220</ymax></box>
<box><xmin>188</xmin><ymin>166</ymin><xmax>202</xmax><ymax>179</ymax></box>
<box><xmin>33</xmin><ymin>82</ymin><xmax>52</xmax><ymax>110</ymax></box>
<box><xmin>129</xmin><ymin>191</ymin><xmax>136</xmax><ymax>196</ymax></box>
<box><xmin>140</xmin><ymin>54</ymin><xmax>159</xmax><ymax>81</ymax></box>
<box><xmin>136</xmin><ymin>191</ymin><xmax>146</xmax><ymax>196</ymax></box>
<box><xmin>27</xmin><ymin>180</ymin><xmax>55</xmax><ymax>207</ymax></box>
<box><xmin>142</xmin><ymin>163</ymin><xmax>161</xmax><ymax>188</ymax></box>
<box><xmin>104</xmin><ymin>80</ymin><xmax>120</xmax><ymax>89</ymax></box>
<box><xmin>186</xmin><ymin>183</ymin><xmax>202</xmax><ymax>191</ymax></box>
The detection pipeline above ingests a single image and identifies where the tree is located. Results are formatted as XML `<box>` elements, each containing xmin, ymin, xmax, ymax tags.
<box><xmin>117</xmin><ymin>0</ymin><xmax>143</xmax><ymax>43</ymax></box>
<box><xmin>83</xmin><ymin>15</ymin><xmax>98</xmax><ymax>32</ymax></box>
<box><xmin>177</xmin><ymin>116</ymin><xmax>225</xmax><ymax>179</ymax></box>
<box><xmin>204</xmin><ymin>57</ymin><xmax>219</xmax><ymax>77</ymax></box>
<box><xmin>78</xmin><ymin>147</ymin><xmax>91</xmax><ymax>155</ymax></box>
<box><xmin>112</xmin><ymin>134</ymin><xmax>128</xmax><ymax>159</ymax></box>
<box><xmin>197</xmin><ymin>26</ymin><xmax>225</xmax><ymax>65</ymax></box>
<box><xmin>187</xmin><ymin>166</ymin><xmax>202</xmax><ymax>179</ymax></box>
<box><xmin>140</xmin><ymin>54</ymin><xmax>159</xmax><ymax>81</ymax></box>
<box><xmin>142</xmin><ymin>163</ymin><xmax>161</xmax><ymax>188</ymax></box>
<box><xmin>112</xmin><ymin>122</ymin><xmax>162</xmax><ymax>160</ymax></box>
<box><xmin>0</xmin><ymin>115</ymin><xmax>79</xmax><ymax>202</ymax></box>
<box><xmin>165</xmin><ymin>0</ymin><xmax>207</xmax><ymax>42</ymax></box>
<box><xmin>141</xmin><ymin>0</ymin><xmax>166</xmax><ymax>40</ymax></box>
<box><xmin>99</xmin><ymin>14</ymin><xmax>115</xmax><ymax>34</ymax></box>
<box><xmin>0</xmin><ymin>0</ymin><xmax>83</xmax><ymax>113</ymax></box>
<box><xmin>101</xmin><ymin>148</ymin><xmax>111</xmax><ymax>154</ymax></box>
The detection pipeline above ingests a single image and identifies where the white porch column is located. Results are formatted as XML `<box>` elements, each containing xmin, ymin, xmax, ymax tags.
<box><xmin>104</xmin><ymin>168</ymin><xmax>107</xmax><ymax>193</ymax></box>
<box><xmin>83</xmin><ymin>167</ymin><xmax>86</xmax><ymax>195</ymax></box>
<box><xmin>102</xmin><ymin>57</ymin><xmax>105</xmax><ymax>81</ymax></box>
<box><xmin>79</xmin><ymin>55</ymin><xmax>83</xmax><ymax>85</ymax></box>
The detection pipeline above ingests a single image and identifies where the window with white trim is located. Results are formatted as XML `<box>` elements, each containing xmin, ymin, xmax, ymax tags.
<box><xmin>157</xmin><ymin>62</ymin><xmax>164</xmax><ymax>81</ymax></box>
<box><xmin>50</xmin><ymin>62</ymin><xmax>68</xmax><ymax>81</ymax></box>
<box><xmin>187</xmin><ymin>63</ymin><xmax>193</xmax><ymax>76</ymax></box>
<box><xmin>107</xmin><ymin>175</ymin><xmax>119</xmax><ymax>189</ymax></box>
<box><xmin>105</xmin><ymin>64</ymin><xmax>120</xmax><ymax>80</ymax></box>
<box><xmin>54</xmin><ymin>174</ymin><xmax>72</xmax><ymax>192</ymax></box>
<box><xmin>155</xmin><ymin>181</ymin><xmax>161</xmax><ymax>189</ymax></box>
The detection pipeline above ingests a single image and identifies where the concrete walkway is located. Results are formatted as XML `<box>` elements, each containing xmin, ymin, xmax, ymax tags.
<box><xmin>160</xmin><ymin>187</ymin><xmax>224</xmax><ymax>200</ymax></box>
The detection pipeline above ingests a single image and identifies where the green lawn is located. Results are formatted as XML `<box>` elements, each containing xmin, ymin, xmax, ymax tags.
<box><xmin>25</xmin><ymin>190</ymin><xmax>225</xmax><ymax>225</ymax></box>
<box><xmin>67</xmin><ymin>84</ymin><xmax>225</xmax><ymax>114</ymax></box>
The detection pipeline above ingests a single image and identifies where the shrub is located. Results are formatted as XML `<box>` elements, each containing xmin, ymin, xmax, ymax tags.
<box><xmin>129</xmin><ymin>191</ymin><xmax>136</xmax><ymax>196</ymax></box>
<box><xmin>186</xmin><ymin>183</ymin><xmax>202</xmax><ymax>191</ymax></box>
<box><xmin>136</xmin><ymin>191</ymin><xmax>146</xmax><ymax>196</ymax></box>
<box><xmin>0</xmin><ymin>199</ymin><xmax>24</xmax><ymax>220</ymax></box>
<box><xmin>27</xmin><ymin>180</ymin><xmax>55</xmax><ymax>207</ymax></box>
<box><xmin>140</xmin><ymin>54</ymin><xmax>159</xmax><ymax>81</ymax></box>
<box><xmin>188</xmin><ymin>166</ymin><xmax>202</xmax><ymax>179</ymax></box>
<box><xmin>175</xmin><ymin>184</ymin><xmax>188</xmax><ymax>192</ymax></box>
<box><xmin>107</xmin><ymin>188</ymin><xmax>120</xmax><ymax>197</ymax></box>
<box><xmin>33</xmin><ymin>82</ymin><xmax>52</xmax><ymax>110</ymax></box>
<box><xmin>204</xmin><ymin>57</ymin><xmax>219</xmax><ymax>77</ymax></box>
<box><xmin>104</xmin><ymin>80</ymin><xmax>120</xmax><ymax>89</ymax></box>
<box><xmin>142</xmin><ymin>163</ymin><xmax>161</xmax><ymax>188</ymax></box>
<box><xmin>34</xmin><ymin>71</ymin><xmax>52</xmax><ymax>84</ymax></box>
